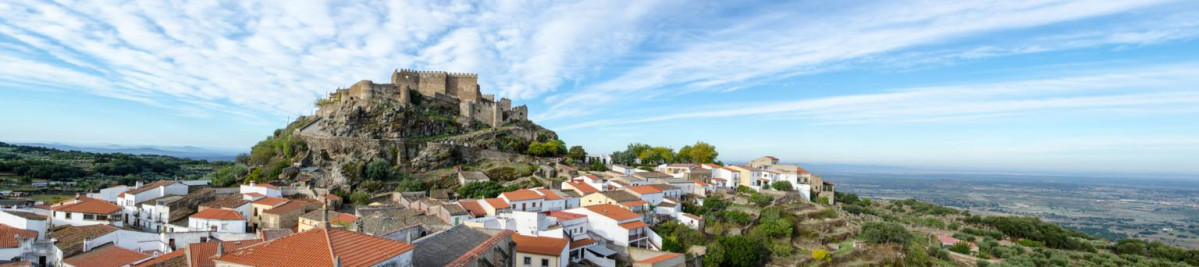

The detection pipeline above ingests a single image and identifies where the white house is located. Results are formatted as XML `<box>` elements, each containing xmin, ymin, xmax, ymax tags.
<box><xmin>0</xmin><ymin>224</ymin><xmax>38</xmax><ymax>261</ymax></box>
<box><xmin>501</xmin><ymin>189</ymin><xmax>547</xmax><ymax>212</ymax></box>
<box><xmin>0</xmin><ymin>210</ymin><xmax>48</xmax><ymax>239</ymax></box>
<box><xmin>623</xmin><ymin>186</ymin><xmax>664</xmax><ymax>206</ymax></box>
<box><xmin>117</xmin><ymin>180</ymin><xmax>189</xmax><ymax>226</ymax></box>
<box><xmin>512</xmin><ymin>234</ymin><xmax>570</xmax><ymax>267</ymax></box>
<box><xmin>566</xmin><ymin>204</ymin><xmax>659</xmax><ymax>250</ymax></box>
<box><xmin>187</xmin><ymin>209</ymin><xmax>246</xmax><ymax>233</ymax></box>
<box><xmin>654</xmin><ymin>164</ymin><xmax>695</xmax><ymax>179</ymax></box>
<box><xmin>50</xmin><ymin>196</ymin><xmax>123</xmax><ymax>227</ymax></box>
<box><xmin>239</xmin><ymin>182</ymin><xmax>282</xmax><ymax>198</ymax></box>
<box><xmin>86</xmin><ymin>185</ymin><xmax>129</xmax><ymax>203</ymax></box>
<box><xmin>679</xmin><ymin>213</ymin><xmax>703</xmax><ymax>230</ymax></box>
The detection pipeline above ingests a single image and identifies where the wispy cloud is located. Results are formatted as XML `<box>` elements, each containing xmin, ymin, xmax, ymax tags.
<box><xmin>539</xmin><ymin>0</ymin><xmax>1197</xmax><ymax>121</ymax></box>
<box><xmin>558</xmin><ymin>63</ymin><xmax>1199</xmax><ymax>130</ymax></box>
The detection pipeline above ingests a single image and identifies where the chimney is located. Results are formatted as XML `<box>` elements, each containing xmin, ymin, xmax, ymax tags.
<box><xmin>217</xmin><ymin>241</ymin><xmax>224</xmax><ymax>255</ymax></box>
<box><xmin>249</xmin><ymin>181</ymin><xmax>256</xmax><ymax>187</ymax></box>
<box><xmin>135</xmin><ymin>181</ymin><xmax>144</xmax><ymax>188</ymax></box>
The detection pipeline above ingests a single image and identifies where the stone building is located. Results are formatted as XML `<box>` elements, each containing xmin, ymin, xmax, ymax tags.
<box><xmin>325</xmin><ymin>68</ymin><xmax>530</xmax><ymax>128</ymax></box>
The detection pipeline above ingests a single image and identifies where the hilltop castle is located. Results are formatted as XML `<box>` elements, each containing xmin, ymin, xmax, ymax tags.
<box><xmin>322</xmin><ymin>68</ymin><xmax>528</xmax><ymax>128</ymax></box>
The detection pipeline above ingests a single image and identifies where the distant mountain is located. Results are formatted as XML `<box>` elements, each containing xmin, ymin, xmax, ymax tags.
<box><xmin>16</xmin><ymin>142</ymin><xmax>241</xmax><ymax>161</ymax></box>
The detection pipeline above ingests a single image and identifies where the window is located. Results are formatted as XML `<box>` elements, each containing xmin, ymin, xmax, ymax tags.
<box><xmin>65</xmin><ymin>213</ymin><xmax>71</xmax><ymax>219</ymax></box>
<box><xmin>523</xmin><ymin>257</ymin><xmax>531</xmax><ymax>265</ymax></box>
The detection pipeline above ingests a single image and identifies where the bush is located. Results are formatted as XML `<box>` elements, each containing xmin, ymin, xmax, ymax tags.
<box><xmin>950</xmin><ymin>242</ymin><xmax>973</xmax><ymax>254</ymax></box>
<box><xmin>736</xmin><ymin>185</ymin><xmax>753</xmax><ymax>193</ymax></box>
<box><xmin>860</xmin><ymin>221</ymin><xmax>912</xmax><ymax>245</ymax></box>
<box><xmin>770</xmin><ymin>181</ymin><xmax>793</xmax><ymax>191</ymax></box>
<box><xmin>748</xmin><ymin>193</ymin><xmax>773</xmax><ymax>206</ymax></box>
<box><xmin>812</xmin><ymin>249</ymin><xmax>831</xmax><ymax>261</ymax></box>
<box><xmin>722</xmin><ymin>210</ymin><xmax>753</xmax><ymax>225</ymax></box>
<box><xmin>395</xmin><ymin>180</ymin><xmax>428</xmax><ymax>192</ymax></box>
<box><xmin>365</xmin><ymin>159</ymin><xmax>390</xmax><ymax>181</ymax></box>
<box><xmin>349</xmin><ymin>192</ymin><xmax>371</xmax><ymax>205</ymax></box>
<box><xmin>711</xmin><ymin>235</ymin><xmax>767</xmax><ymax>267</ymax></box>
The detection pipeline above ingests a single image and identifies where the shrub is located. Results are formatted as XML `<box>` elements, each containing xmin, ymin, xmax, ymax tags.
<box><xmin>860</xmin><ymin>221</ymin><xmax>912</xmax><ymax>245</ymax></box>
<box><xmin>722</xmin><ymin>210</ymin><xmax>753</xmax><ymax>225</ymax></box>
<box><xmin>812</xmin><ymin>249</ymin><xmax>831</xmax><ymax>261</ymax></box>
<box><xmin>950</xmin><ymin>242</ymin><xmax>973</xmax><ymax>254</ymax></box>
<box><xmin>365</xmin><ymin>159</ymin><xmax>391</xmax><ymax>181</ymax></box>
<box><xmin>749</xmin><ymin>193</ymin><xmax>773</xmax><ymax>206</ymax></box>
<box><xmin>349</xmin><ymin>192</ymin><xmax>371</xmax><ymax>205</ymax></box>
<box><xmin>770</xmin><ymin>181</ymin><xmax>793</xmax><ymax>191</ymax></box>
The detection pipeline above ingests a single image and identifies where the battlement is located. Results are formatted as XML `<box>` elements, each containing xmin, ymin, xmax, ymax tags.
<box><xmin>364</xmin><ymin>67</ymin><xmax>528</xmax><ymax>127</ymax></box>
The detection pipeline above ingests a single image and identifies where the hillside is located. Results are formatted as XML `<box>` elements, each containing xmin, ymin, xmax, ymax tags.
<box><xmin>0</xmin><ymin>141</ymin><xmax>220</xmax><ymax>201</ymax></box>
<box><xmin>224</xmin><ymin>69</ymin><xmax>564</xmax><ymax>199</ymax></box>
<box><xmin>662</xmin><ymin>188</ymin><xmax>1199</xmax><ymax>266</ymax></box>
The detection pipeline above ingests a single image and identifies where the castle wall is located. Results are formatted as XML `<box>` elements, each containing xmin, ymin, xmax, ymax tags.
<box><xmin>348</xmin><ymin>80</ymin><xmax>400</xmax><ymax>103</ymax></box>
<box><xmin>447</xmin><ymin>74</ymin><xmax>480</xmax><ymax>101</ymax></box>
<box><xmin>416</xmin><ymin>72</ymin><xmax>448</xmax><ymax>97</ymax></box>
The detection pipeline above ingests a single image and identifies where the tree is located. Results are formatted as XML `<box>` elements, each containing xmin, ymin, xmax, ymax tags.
<box><xmin>638</xmin><ymin>146</ymin><xmax>674</xmax><ymax>165</ymax></box>
<box><xmin>349</xmin><ymin>192</ymin><xmax>371</xmax><ymax>205</ymax></box>
<box><xmin>457</xmin><ymin>181</ymin><xmax>508</xmax><ymax>199</ymax></box>
<box><xmin>683</xmin><ymin>141</ymin><xmax>719</xmax><ymax>163</ymax></box>
<box><xmin>748</xmin><ymin>193</ymin><xmax>773</xmax><ymax>206</ymax></box>
<box><xmin>715</xmin><ymin>235</ymin><xmax>767</xmax><ymax>267</ymax></box>
<box><xmin>771</xmin><ymin>181</ymin><xmax>793</xmax><ymax>191</ymax></box>
<box><xmin>567</xmin><ymin>146</ymin><xmax>586</xmax><ymax>161</ymax></box>
<box><xmin>860</xmin><ymin>222</ymin><xmax>912</xmax><ymax>245</ymax></box>
<box><xmin>365</xmin><ymin>159</ymin><xmax>391</xmax><ymax>181</ymax></box>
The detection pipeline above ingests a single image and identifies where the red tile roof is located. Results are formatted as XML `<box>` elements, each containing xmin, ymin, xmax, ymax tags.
<box><xmin>501</xmin><ymin>189</ymin><xmax>544</xmax><ymax>201</ymax></box>
<box><xmin>570</xmin><ymin>238</ymin><xmax>596</xmax><ymax>249</ymax></box>
<box><xmin>252</xmin><ymin>197</ymin><xmax>288</xmax><ymax>207</ymax></box>
<box><xmin>262</xmin><ymin>201</ymin><xmax>308</xmax><ymax>215</ymax></box>
<box><xmin>132</xmin><ymin>248</ymin><xmax>185</xmax><ymax>267</ymax></box>
<box><xmin>323</xmin><ymin>193</ymin><xmax>341</xmax><ymax>201</ymax></box>
<box><xmin>511</xmin><ymin>234</ymin><xmax>569</xmax><ymax>256</ymax></box>
<box><xmin>795</xmin><ymin>166</ymin><xmax>810</xmax><ymax>174</ymax></box>
<box><xmin>535</xmin><ymin>189</ymin><xmax>563</xmax><ymax>200</ymax></box>
<box><xmin>50</xmin><ymin>196</ymin><xmax>121</xmax><ymax>215</ymax></box>
<box><xmin>189</xmin><ymin>240</ymin><xmax>262</xmax><ymax>267</ymax></box>
<box><xmin>583</xmin><ymin>204</ymin><xmax>640</xmax><ymax>221</ymax></box>
<box><xmin>0</xmin><ymin>224</ymin><xmax>37</xmax><ymax>248</ymax></box>
<box><xmin>618</xmin><ymin>220</ymin><xmax>649</xmax><ymax>230</ymax></box>
<box><xmin>636</xmin><ymin>253</ymin><xmax>683</xmax><ymax>264</ymax></box>
<box><xmin>458</xmin><ymin>200</ymin><xmax>486</xmax><ymax>217</ymax></box>
<box><xmin>619</xmin><ymin>200</ymin><xmax>648</xmax><ymax>208</ymax></box>
<box><xmin>713</xmin><ymin>178</ymin><xmax>727</xmax><ymax>181</ymax></box>
<box><xmin>191</xmin><ymin>209</ymin><xmax>245</xmax><ymax>221</ymax></box>
<box><xmin>215</xmin><ymin>228</ymin><xmax>414</xmax><ymax>267</ymax></box>
<box><xmin>63</xmin><ymin>244</ymin><xmax>151</xmax><ymax>267</ymax></box>
<box><xmin>565</xmin><ymin>182</ymin><xmax>599</xmax><ymax>194</ymax></box>
<box><xmin>483</xmin><ymin>198</ymin><xmax>510</xmax><ymax>209</ymax></box>
<box><xmin>692</xmin><ymin>180</ymin><xmax>711</xmax><ymax>186</ymax></box>
<box><xmin>626</xmin><ymin>185</ymin><xmax>662</xmax><ymax>195</ymax></box>
<box><xmin>546</xmin><ymin>211</ymin><xmax>586</xmax><ymax>221</ymax></box>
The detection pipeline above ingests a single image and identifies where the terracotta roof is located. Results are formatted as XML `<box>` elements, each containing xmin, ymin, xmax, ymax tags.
<box><xmin>764</xmin><ymin>156</ymin><xmax>778</xmax><ymax>160</ymax></box>
<box><xmin>50</xmin><ymin>224</ymin><xmax>119</xmax><ymax>254</ymax></box>
<box><xmin>636</xmin><ymin>253</ymin><xmax>683</xmax><ymax>264</ymax></box>
<box><xmin>323</xmin><ymin>193</ymin><xmax>342</xmax><ymax>201</ymax></box>
<box><xmin>50</xmin><ymin>196</ymin><xmax>121</xmax><ymax>214</ymax></box>
<box><xmin>299</xmin><ymin>210</ymin><xmax>357</xmax><ymax>224</ymax></box>
<box><xmin>598</xmin><ymin>191</ymin><xmax>641</xmax><ymax>203</ymax></box>
<box><xmin>1</xmin><ymin>210</ymin><xmax>46</xmax><ymax>220</ymax></box>
<box><xmin>124</xmin><ymin>180</ymin><xmax>181</xmax><ymax>195</ymax></box>
<box><xmin>132</xmin><ymin>248</ymin><xmax>185</xmax><ymax>267</ymax></box>
<box><xmin>665</xmin><ymin>163</ymin><xmax>696</xmax><ymax>168</ymax></box>
<box><xmin>546</xmin><ymin>211</ymin><xmax>586</xmax><ymax>221</ymax></box>
<box><xmin>692</xmin><ymin>180</ymin><xmax>711</xmax><ymax>186</ymax></box>
<box><xmin>535</xmin><ymin>189</ymin><xmax>563</xmax><ymax>200</ymax></box>
<box><xmin>713</xmin><ymin>178</ymin><xmax>727</xmax><ymax>181</ymax></box>
<box><xmin>648</xmin><ymin>184</ymin><xmax>679</xmax><ymax>191</ymax></box>
<box><xmin>565</xmin><ymin>182</ymin><xmax>599</xmax><ymax>194</ymax></box>
<box><xmin>583</xmin><ymin>204</ymin><xmax>640</xmax><ymax>221</ymax></box>
<box><xmin>626</xmin><ymin>185</ymin><xmax>662</xmax><ymax>195</ymax></box>
<box><xmin>0</xmin><ymin>224</ymin><xmax>37</xmax><ymax>248</ymax></box>
<box><xmin>199</xmin><ymin>195</ymin><xmax>250</xmax><ymax>209</ymax></box>
<box><xmin>458</xmin><ymin>200</ymin><xmax>486</xmax><ymax>217</ymax></box>
<box><xmin>483</xmin><ymin>198</ymin><xmax>510</xmax><ymax>209</ymax></box>
<box><xmin>252</xmin><ymin>197</ymin><xmax>289</xmax><ymax>207</ymax></box>
<box><xmin>191</xmin><ymin>209</ymin><xmax>245</xmax><ymax>221</ymax></box>
<box><xmin>570</xmin><ymin>238</ymin><xmax>596</xmax><ymax>249</ymax></box>
<box><xmin>619</xmin><ymin>220</ymin><xmax>649</xmax><ymax>229</ymax></box>
<box><xmin>795</xmin><ymin>166</ymin><xmax>810</xmax><ymax>174</ymax></box>
<box><xmin>501</xmin><ymin>189</ymin><xmax>544</xmax><ymax>201</ymax></box>
<box><xmin>63</xmin><ymin>244</ymin><xmax>151</xmax><ymax>267</ymax></box>
<box><xmin>682</xmin><ymin>213</ymin><xmax>703</xmax><ymax>221</ymax></box>
<box><xmin>262</xmin><ymin>200</ymin><xmax>309</xmax><ymax>215</ymax></box>
<box><xmin>189</xmin><ymin>240</ymin><xmax>262</xmax><ymax>267</ymax></box>
<box><xmin>511</xmin><ymin>234</ymin><xmax>568</xmax><ymax>256</ymax></box>
<box><xmin>216</xmin><ymin>228</ymin><xmax>414</xmax><ymax>267</ymax></box>
<box><xmin>619</xmin><ymin>200</ymin><xmax>648</xmax><ymax>208</ymax></box>
<box><xmin>823</xmin><ymin>180</ymin><xmax>835</xmax><ymax>186</ymax></box>
<box><xmin>442</xmin><ymin>229</ymin><xmax>515</xmax><ymax>266</ymax></box>
<box><xmin>633</xmin><ymin>172</ymin><xmax>673</xmax><ymax>179</ymax></box>
<box><xmin>0</xmin><ymin>261</ymin><xmax>30</xmax><ymax>267</ymax></box>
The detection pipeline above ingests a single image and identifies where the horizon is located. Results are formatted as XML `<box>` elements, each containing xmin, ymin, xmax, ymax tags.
<box><xmin>3</xmin><ymin>1</ymin><xmax>1199</xmax><ymax>175</ymax></box>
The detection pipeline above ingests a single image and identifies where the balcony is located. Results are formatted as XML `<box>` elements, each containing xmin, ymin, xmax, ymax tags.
<box><xmin>628</xmin><ymin>232</ymin><xmax>648</xmax><ymax>241</ymax></box>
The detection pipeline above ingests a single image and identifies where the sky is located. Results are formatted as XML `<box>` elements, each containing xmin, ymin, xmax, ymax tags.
<box><xmin>1</xmin><ymin>0</ymin><xmax>1198</xmax><ymax>175</ymax></box>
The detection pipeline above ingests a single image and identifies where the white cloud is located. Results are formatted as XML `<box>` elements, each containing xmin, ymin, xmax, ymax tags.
<box><xmin>557</xmin><ymin>63</ymin><xmax>1199</xmax><ymax>130</ymax></box>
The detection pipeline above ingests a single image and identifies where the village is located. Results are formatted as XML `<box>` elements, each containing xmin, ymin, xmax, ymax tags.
<box><xmin>0</xmin><ymin>155</ymin><xmax>835</xmax><ymax>267</ymax></box>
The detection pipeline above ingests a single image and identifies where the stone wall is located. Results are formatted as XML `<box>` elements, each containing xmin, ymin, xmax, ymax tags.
<box><xmin>416</xmin><ymin>71</ymin><xmax>447</xmax><ymax>97</ymax></box>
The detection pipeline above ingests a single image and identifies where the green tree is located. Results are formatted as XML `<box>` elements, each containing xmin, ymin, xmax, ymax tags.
<box><xmin>365</xmin><ymin>159</ymin><xmax>391</xmax><ymax>181</ymax></box>
<box><xmin>638</xmin><ymin>146</ymin><xmax>675</xmax><ymax>165</ymax></box>
<box><xmin>349</xmin><ymin>192</ymin><xmax>371</xmax><ymax>205</ymax></box>
<box><xmin>684</xmin><ymin>141</ymin><xmax>719</xmax><ymax>164</ymax></box>
<box><xmin>567</xmin><ymin>146</ymin><xmax>586</xmax><ymax>161</ymax></box>
<box><xmin>860</xmin><ymin>221</ymin><xmax>912</xmax><ymax>245</ymax></box>
<box><xmin>950</xmin><ymin>242</ymin><xmax>973</xmax><ymax>254</ymax></box>
<box><xmin>395</xmin><ymin>180</ymin><xmax>427</xmax><ymax>192</ymax></box>
<box><xmin>457</xmin><ymin>181</ymin><xmax>508</xmax><ymax>199</ymax></box>
<box><xmin>719</xmin><ymin>236</ymin><xmax>767</xmax><ymax>267</ymax></box>
<box><xmin>748</xmin><ymin>193</ymin><xmax>774</xmax><ymax>206</ymax></box>
<box><xmin>770</xmin><ymin>181</ymin><xmax>793</xmax><ymax>191</ymax></box>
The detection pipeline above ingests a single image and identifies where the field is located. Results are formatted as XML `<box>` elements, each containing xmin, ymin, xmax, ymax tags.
<box><xmin>827</xmin><ymin>171</ymin><xmax>1199</xmax><ymax>248</ymax></box>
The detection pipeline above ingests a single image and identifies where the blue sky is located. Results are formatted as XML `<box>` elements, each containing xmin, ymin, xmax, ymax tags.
<box><xmin>2</xmin><ymin>0</ymin><xmax>1198</xmax><ymax>175</ymax></box>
